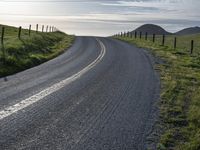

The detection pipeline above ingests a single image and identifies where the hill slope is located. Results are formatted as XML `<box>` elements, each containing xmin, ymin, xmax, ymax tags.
<box><xmin>132</xmin><ymin>24</ymin><xmax>171</xmax><ymax>35</ymax></box>
<box><xmin>175</xmin><ymin>26</ymin><xmax>200</xmax><ymax>35</ymax></box>
<box><xmin>0</xmin><ymin>24</ymin><xmax>74</xmax><ymax>77</ymax></box>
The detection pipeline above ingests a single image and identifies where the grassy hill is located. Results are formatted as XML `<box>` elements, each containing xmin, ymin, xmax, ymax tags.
<box><xmin>175</xmin><ymin>27</ymin><xmax>200</xmax><ymax>35</ymax></box>
<box><xmin>114</xmin><ymin>33</ymin><xmax>200</xmax><ymax>150</ymax></box>
<box><xmin>130</xmin><ymin>24</ymin><xmax>200</xmax><ymax>36</ymax></box>
<box><xmin>0</xmin><ymin>24</ymin><xmax>74</xmax><ymax>77</ymax></box>
<box><xmin>131</xmin><ymin>24</ymin><xmax>172</xmax><ymax>35</ymax></box>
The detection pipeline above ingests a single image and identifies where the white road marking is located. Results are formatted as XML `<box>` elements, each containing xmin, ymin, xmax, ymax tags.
<box><xmin>0</xmin><ymin>38</ymin><xmax>106</xmax><ymax>120</ymax></box>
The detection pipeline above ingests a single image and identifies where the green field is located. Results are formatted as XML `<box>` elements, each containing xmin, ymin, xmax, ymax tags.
<box><xmin>115</xmin><ymin>34</ymin><xmax>200</xmax><ymax>150</ymax></box>
<box><xmin>0</xmin><ymin>25</ymin><xmax>74</xmax><ymax>77</ymax></box>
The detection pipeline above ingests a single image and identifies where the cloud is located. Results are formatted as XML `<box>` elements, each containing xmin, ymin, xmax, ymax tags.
<box><xmin>0</xmin><ymin>0</ymin><xmax>200</xmax><ymax>36</ymax></box>
<box><xmin>99</xmin><ymin>0</ymin><xmax>200</xmax><ymax>20</ymax></box>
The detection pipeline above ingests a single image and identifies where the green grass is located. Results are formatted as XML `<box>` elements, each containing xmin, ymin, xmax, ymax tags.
<box><xmin>114</xmin><ymin>34</ymin><xmax>200</xmax><ymax>150</ymax></box>
<box><xmin>0</xmin><ymin>25</ymin><xmax>75</xmax><ymax>77</ymax></box>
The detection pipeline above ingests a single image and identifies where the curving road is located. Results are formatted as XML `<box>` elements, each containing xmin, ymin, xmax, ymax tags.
<box><xmin>0</xmin><ymin>37</ymin><xmax>160</xmax><ymax>150</ymax></box>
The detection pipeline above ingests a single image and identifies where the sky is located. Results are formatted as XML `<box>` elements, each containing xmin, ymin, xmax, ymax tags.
<box><xmin>0</xmin><ymin>0</ymin><xmax>200</xmax><ymax>36</ymax></box>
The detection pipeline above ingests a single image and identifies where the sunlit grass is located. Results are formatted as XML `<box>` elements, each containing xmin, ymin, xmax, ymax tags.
<box><xmin>0</xmin><ymin>25</ymin><xmax>75</xmax><ymax>77</ymax></box>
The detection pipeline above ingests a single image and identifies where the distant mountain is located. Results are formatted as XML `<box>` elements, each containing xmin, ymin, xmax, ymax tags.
<box><xmin>131</xmin><ymin>24</ymin><xmax>171</xmax><ymax>35</ymax></box>
<box><xmin>175</xmin><ymin>27</ymin><xmax>200</xmax><ymax>35</ymax></box>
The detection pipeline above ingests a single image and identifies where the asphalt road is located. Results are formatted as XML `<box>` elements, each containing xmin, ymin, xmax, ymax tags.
<box><xmin>0</xmin><ymin>37</ymin><xmax>160</xmax><ymax>150</ymax></box>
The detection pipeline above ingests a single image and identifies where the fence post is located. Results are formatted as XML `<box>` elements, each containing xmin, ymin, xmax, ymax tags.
<box><xmin>1</xmin><ymin>26</ymin><xmax>5</xmax><ymax>62</ymax></box>
<box><xmin>42</xmin><ymin>25</ymin><xmax>44</xmax><ymax>32</ymax></box>
<box><xmin>18</xmin><ymin>26</ymin><xmax>22</xmax><ymax>39</ymax></box>
<box><xmin>162</xmin><ymin>34</ymin><xmax>165</xmax><ymax>46</ymax></box>
<box><xmin>130</xmin><ymin>32</ymin><xmax>133</xmax><ymax>38</ymax></box>
<box><xmin>190</xmin><ymin>40</ymin><xmax>194</xmax><ymax>54</ymax></box>
<box><xmin>135</xmin><ymin>31</ymin><xmax>137</xmax><ymax>38</ymax></box>
<box><xmin>153</xmin><ymin>34</ymin><xmax>155</xmax><ymax>43</ymax></box>
<box><xmin>1</xmin><ymin>26</ymin><xmax>4</xmax><ymax>45</ymax></box>
<box><xmin>46</xmin><ymin>25</ymin><xmax>48</xmax><ymax>32</ymax></box>
<box><xmin>145</xmin><ymin>32</ymin><xmax>148</xmax><ymax>40</ymax></box>
<box><xmin>36</xmin><ymin>24</ymin><xmax>38</xmax><ymax>33</ymax></box>
<box><xmin>139</xmin><ymin>32</ymin><xmax>142</xmax><ymax>39</ymax></box>
<box><xmin>174</xmin><ymin>37</ymin><xmax>177</xmax><ymax>49</ymax></box>
<box><xmin>49</xmin><ymin>26</ymin><xmax>51</xmax><ymax>32</ymax></box>
<box><xmin>29</xmin><ymin>25</ymin><xmax>31</xmax><ymax>36</ymax></box>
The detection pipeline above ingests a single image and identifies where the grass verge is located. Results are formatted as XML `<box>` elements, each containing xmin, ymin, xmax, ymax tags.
<box><xmin>0</xmin><ymin>25</ymin><xmax>75</xmax><ymax>77</ymax></box>
<box><xmin>115</xmin><ymin>35</ymin><xmax>200</xmax><ymax>150</ymax></box>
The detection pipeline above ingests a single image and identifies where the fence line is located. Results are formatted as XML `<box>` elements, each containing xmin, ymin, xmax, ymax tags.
<box><xmin>115</xmin><ymin>31</ymin><xmax>197</xmax><ymax>55</ymax></box>
<box><xmin>0</xmin><ymin>24</ymin><xmax>57</xmax><ymax>44</ymax></box>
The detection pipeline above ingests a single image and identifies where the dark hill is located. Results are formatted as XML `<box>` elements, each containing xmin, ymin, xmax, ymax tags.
<box><xmin>175</xmin><ymin>27</ymin><xmax>200</xmax><ymax>35</ymax></box>
<box><xmin>131</xmin><ymin>24</ymin><xmax>171</xmax><ymax>35</ymax></box>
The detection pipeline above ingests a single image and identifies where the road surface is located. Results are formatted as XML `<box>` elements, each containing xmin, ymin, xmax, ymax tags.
<box><xmin>0</xmin><ymin>37</ymin><xmax>160</xmax><ymax>150</ymax></box>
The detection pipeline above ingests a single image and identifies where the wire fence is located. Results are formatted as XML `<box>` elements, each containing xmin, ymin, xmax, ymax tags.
<box><xmin>0</xmin><ymin>24</ymin><xmax>58</xmax><ymax>62</ymax></box>
<box><xmin>0</xmin><ymin>24</ymin><xmax>57</xmax><ymax>43</ymax></box>
<box><xmin>115</xmin><ymin>31</ymin><xmax>200</xmax><ymax>55</ymax></box>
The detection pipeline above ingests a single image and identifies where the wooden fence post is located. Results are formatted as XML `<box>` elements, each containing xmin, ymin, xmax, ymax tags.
<box><xmin>1</xmin><ymin>26</ymin><xmax>5</xmax><ymax>62</ymax></box>
<box><xmin>153</xmin><ymin>34</ymin><xmax>155</xmax><ymax>43</ymax></box>
<box><xmin>49</xmin><ymin>26</ymin><xmax>51</xmax><ymax>32</ymax></box>
<box><xmin>42</xmin><ymin>25</ymin><xmax>44</xmax><ymax>32</ymax></box>
<box><xmin>1</xmin><ymin>26</ymin><xmax>5</xmax><ymax>45</ymax></box>
<box><xmin>145</xmin><ymin>32</ymin><xmax>148</xmax><ymax>40</ymax></box>
<box><xmin>18</xmin><ymin>26</ymin><xmax>22</xmax><ymax>39</ymax></box>
<box><xmin>190</xmin><ymin>40</ymin><xmax>194</xmax><ymax>54</ymax></box>
<box><xmin>162</xmin><ymin>34</ymin><xmax>165</xmax><ymax>46</ymax></box>
<box><xmin>174</xmin><ymin>37</ymin><xmax>177</xmax><ymax>49</ymax></box>
<box><xmin>46</xmin><ymin>26</ymin><xmax>48</xmax><ymax>32</ymax></box>
<box><xmin>36</xmin><ymin>24</ymin><xmax>38</xmax><ymax>33</ymax></box>
<box><xmin>135</xmin><ymin>31</ymin><xmax>137</xmax><ymax>38</ymax></box>
<box><xmin>139</xmin><ymin>32</ymin><xmax>142</xmax><ymax>39</ymax></box>
<box><xmin>29</xmin><ymin>25</ymin><xmax>31</xmax><ymax>36</ymax></box>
